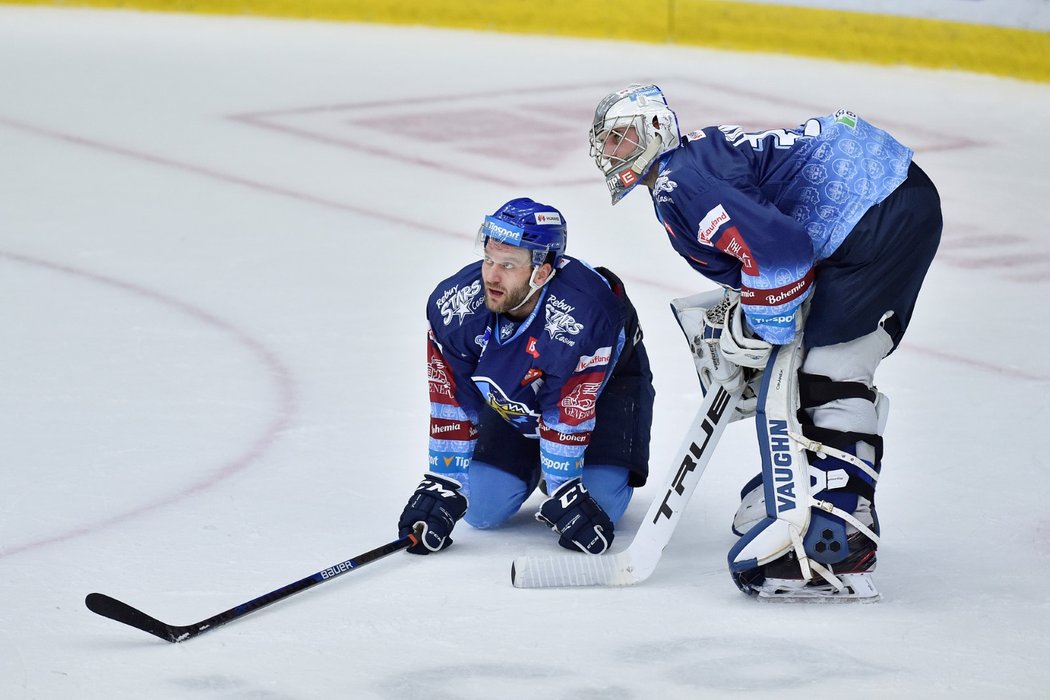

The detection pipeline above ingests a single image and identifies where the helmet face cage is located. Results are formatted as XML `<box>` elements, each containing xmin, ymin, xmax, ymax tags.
<box><xmin>589</xmin><ymin>84</ymin><xmax>680</xmax><ymax>204</ymax></box>
<box><xmin>476</xmin><ymin>198</ymin><xmax>567</xmax><ymax>267</ymax></box>
<box><xmin>589</xmin><ymin>114</ymin><xmax>648</xmax><ymax>176</ymax></box>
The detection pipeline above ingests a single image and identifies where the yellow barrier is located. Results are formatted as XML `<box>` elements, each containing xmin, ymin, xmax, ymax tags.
<box><xmin>7</xmin><ymin>0</ymin><xmax>1050</xmax><ymax>83</ymax></box>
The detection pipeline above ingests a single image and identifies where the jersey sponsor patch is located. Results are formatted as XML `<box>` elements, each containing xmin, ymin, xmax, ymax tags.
<box><xmin>428</xmin><ymin>451</ymin><xmax>472</xmax><ymax>472</ymax></box>
<box><xmin>427</xmin><ymin>343</ymin><xmax>457</xmax><ymax>405</ymax></box>
<box><xmin>520</xmin><ymin>367</ymin><xmax>544</xmax><ymax>387</ymax></box>
<box><xmin>429</xmin><ymin>418</ymin><xmax>479</xmax><ymax>441</ymax></box>
<box><xmin>715</xmin><ymin>226</ymin><xmax>759</xmax><ymax>274</ymax></box>
<box><xmin>436</xmin><ymin>280</ymin><xmax>483</xmax><ymax>326</ymax></box>
<box><xmin>575</xmin><ymin>346</ymin><xmax>613</xmax><ymax>372</ymax></box>
<box><xmin>539</xmin><ymin>424</ymin><xmax>591</xmax><ymax>447</ymax></box>
<box><xmin>653</xmin><ymin>173</ymin><xmax>677</xmax><ymax>196</ymax></box>
<box><xmin>544</xmin><ymin>295</ymin><xmax>584</xmax><ymax>346</ymax></box>
<box><xmin>697</xmin><ymin>204</ymin><xmax>731</xmax><ymax>245</ymax></box>
<box><xmin>741</xmin><ymin>268</ymin><xmax>814</xmax><ymax>307</ymax></box>
<box><xmin>559</xmin><ymin>372</ymin><xmax>603</xmax><ymax>426</ymax></box>
<box><xmin>526</xmin><ymin>336</ymin><xmax>540</xmax><ymax>358</ymax></box>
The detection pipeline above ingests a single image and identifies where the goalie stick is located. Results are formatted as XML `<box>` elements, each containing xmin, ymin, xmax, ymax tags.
<box><xmin>85</xmin><ymin>526</ymin><xmax>421</xmax><ymax>643</ymax></box>
<box><xmin>511</xmin><ymin>382</ymin><xmax>741</xmax><ymax>588</ymax></box>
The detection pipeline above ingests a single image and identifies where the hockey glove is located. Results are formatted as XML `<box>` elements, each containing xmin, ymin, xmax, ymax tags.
<box><xmin>719</xmin><ymin>295</ymin><xmax>772</xmax><ymax>370</ymax></box>
<box><xmin>671</xmin><ymin>290</ymin><xmax>764</xmax><ymax>420</ymax></box>
<box><xmin>398</xmin><ymin>474</ymin><xmax>468</xmax><ymax>554</ymax></box>
<box><xmin>535</xmin><ymin>477</ymin><xmax>614</xmax><ymax>555</ymax></box>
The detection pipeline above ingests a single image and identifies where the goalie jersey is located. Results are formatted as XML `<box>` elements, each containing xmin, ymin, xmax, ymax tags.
<box><xmin>425</xmin><ymin>256</ymin><xmax>636</xmax><ymax>489</ymax></box>
<box><xmin>651</xmin><ymin>110</ymin><xmax>913</xmax><ymax>344</ymax></box>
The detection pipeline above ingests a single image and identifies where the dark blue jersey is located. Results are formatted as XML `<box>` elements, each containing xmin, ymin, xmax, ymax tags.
<box><xmin>651</xmin><ymin>110</ymin><xmax>912</xmax><ymax>343</ymax></box>
<box><xmin>426</xmin><ymin>256</ymin><xmax>631</xmax><ymax>488</ymax></box>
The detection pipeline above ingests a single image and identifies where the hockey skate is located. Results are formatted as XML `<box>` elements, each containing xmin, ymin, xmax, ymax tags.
<box><xmin>732</xmin><ymin>469</ymin><xmax>881</xmax><ymax>603</ymax></box>
<box><xmin>738</xmin><ymin>531</ymin><xmax>880</xmax><ymax>603</ymax></box>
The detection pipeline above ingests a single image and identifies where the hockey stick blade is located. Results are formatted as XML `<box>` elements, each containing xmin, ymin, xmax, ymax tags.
<box><xmin>85</xmin><ymin>528</ymin><xmax>420</xmax><ymax>643</ymax></box>
<box><xmin>512</xmin><ymin>383</ymin><xmax>741</xmax><ymax>588</ymax></box>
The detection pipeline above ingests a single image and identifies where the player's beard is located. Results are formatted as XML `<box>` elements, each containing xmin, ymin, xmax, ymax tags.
<box><xmin>483</xmin><ymin>277</ymin><xmax>533</xmax><ymax>315</ymax></box>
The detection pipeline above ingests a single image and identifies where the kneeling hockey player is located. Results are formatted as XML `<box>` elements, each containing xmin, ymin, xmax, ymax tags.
<box><xmin>398</xmin><ymin>198</ymin><xmax>655</xmax><ymax>556</ymax></box>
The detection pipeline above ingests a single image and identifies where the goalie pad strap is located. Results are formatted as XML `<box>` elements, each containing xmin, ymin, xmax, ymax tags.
<box><xmin>814</xmin><ymin>499</ymin><xmax>881</xmax><ymax>546</ymax></box>
<box><xmin>798</xmin><ymin>372</ymin><xmax>877</xmax><ymax>408</ymax></box>
<box><xmin>799</xmin><ymin>424</ymin><xmax>883</xmax><ymax>468</ymax></box>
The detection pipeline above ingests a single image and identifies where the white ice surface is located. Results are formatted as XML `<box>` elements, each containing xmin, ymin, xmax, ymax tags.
<box><xmin>2</xmin><ymin>7</ymin><xmax>1049</xmax><ymax>699</ymax></box>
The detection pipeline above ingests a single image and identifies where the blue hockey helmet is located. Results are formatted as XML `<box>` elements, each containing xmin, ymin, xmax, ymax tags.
<box><xmin>477</xmin><ymin>197</ymin><xmax>567</xmax><ymax>267</ymax></box>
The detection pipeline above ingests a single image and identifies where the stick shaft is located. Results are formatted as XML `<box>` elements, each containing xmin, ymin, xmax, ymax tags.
<box><xmin>86</xmin><ymin>529</ymin><xmax>419</xmax><ymax>642</ymax></box>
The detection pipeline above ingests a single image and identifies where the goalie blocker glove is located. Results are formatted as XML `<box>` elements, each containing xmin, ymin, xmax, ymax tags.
<box><xmin>398</xmin><ymin>474</ymin><xmax>468</xmax><ymax>554</ymax></box>
<box><xmin>536</xmin><ymin>478</ymin><xmax>614</xmax><ymax>555</ymax></box>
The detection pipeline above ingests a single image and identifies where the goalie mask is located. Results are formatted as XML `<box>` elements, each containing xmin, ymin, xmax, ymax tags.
<box><xmin>589</xmin><ymin>84</ymin><xmax>681</xmax><ymax>205</ymax></box>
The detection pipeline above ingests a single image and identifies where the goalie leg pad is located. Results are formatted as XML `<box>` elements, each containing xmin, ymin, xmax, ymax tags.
<box><xmin>728</xmin><ymin>321</ymin><xmax>891</xmax><ymax>594</ymax></box>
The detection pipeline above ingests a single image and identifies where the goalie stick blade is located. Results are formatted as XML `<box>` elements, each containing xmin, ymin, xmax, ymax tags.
<box><xmin>511</xmin><ymin>550</ymin><xmax>650</xmax><ymax>588</ymax></box>
<box><xmin>755</xmin><ymin>574</ymin><xmax>881</xmax><ymax>604</ymax></box>
<box><xmin>511</xmin><ymin>383</ymin><xmax>742</xmax><ymax>590</ymax></box>
<box><xmin>85</xmin><ymin>593</ymin><xmax>190</xmax><ymax>643</ymax></box>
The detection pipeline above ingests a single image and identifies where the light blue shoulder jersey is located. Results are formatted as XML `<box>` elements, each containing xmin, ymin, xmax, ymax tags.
<box><xmin>651</xmin><ymin>110</ymin><xmax>913</xmax><ymax>343</ymax></box>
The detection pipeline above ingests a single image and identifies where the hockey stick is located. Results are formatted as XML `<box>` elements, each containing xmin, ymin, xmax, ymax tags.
<box><xmin>85</xmin><ymin>527</ymin><xmax>421</xmax><ymax>643</ymax></box>
<box><xmin>511</xmin><ymin>382</ymin><xmax>741</xmax><ymax>588</ymax></box>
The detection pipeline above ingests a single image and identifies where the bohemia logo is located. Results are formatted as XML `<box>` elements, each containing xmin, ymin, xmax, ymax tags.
<box><xmin>438</xmin><ymin>280</ymin><xmax>482</xmax><ymax>326</ymax></box>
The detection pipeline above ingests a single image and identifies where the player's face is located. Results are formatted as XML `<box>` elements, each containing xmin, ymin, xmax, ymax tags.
<box><xmin>599</xmin><ymin>124</ymin><xmax>641</xmax><ymax>164</ymax></box>
<box><xmin>481</xmin><ymin>241</ymin><xmax>535</xmax><ymax>315</ymax></box>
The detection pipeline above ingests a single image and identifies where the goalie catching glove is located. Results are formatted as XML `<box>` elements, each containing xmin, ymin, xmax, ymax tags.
<box><xmin>536</xmin><ymin>478</ymin><xmax>614</xmax><ymax>555</ymax></box>
<box><xmin>398</xmin><ymin>474</ymin><xmax>468</xmax><ymax>554</ymax></box>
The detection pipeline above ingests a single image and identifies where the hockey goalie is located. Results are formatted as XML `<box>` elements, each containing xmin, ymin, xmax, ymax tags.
<box><xmin>589</xmin><ymin>83</ymin><xmax>943</xmax><ymax>601</ymax></box>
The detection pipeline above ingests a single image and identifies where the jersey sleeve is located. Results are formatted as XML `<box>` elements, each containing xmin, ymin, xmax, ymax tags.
<box><xmin>537</xmin><ymin>313</ymin><xmax>626</xmax><ymax>492</ymax></box>
<box><xmin>659</xmin><ymin>178</ymin><xmax>815</xmax><ymax>344</ymax></box>
<box><xmin>425</xmin><ymin>322</ymin><xmax>480</xmax><ymax>484</ymax></box>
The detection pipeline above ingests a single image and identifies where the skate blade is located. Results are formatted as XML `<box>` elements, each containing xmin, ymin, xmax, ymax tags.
<box><xmin>755</xmin><ymin>574</ymin><xmax>880</xmax><ymax>603</ymax></box>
